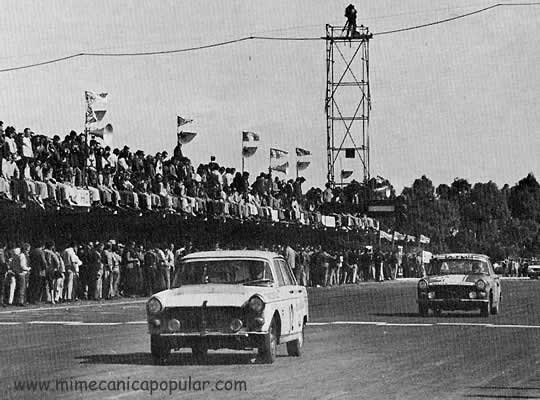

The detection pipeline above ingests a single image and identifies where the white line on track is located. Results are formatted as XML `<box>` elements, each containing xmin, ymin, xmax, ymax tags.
<box><xmin>308</xmin><ymin>321</ymin><xmax>540</xmax><ymax>329</ymax></box>
<box><xmin>0</xmin><ymin>299</ymin><xmax>147</xmax><ymax>315</ymax></box>
<box><xmin>1</xmin><ymin>320</ymin><xmax>540</xmax><ymax>329</ymax></box>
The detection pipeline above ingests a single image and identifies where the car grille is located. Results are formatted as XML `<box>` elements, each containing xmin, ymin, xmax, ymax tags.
<box><xmin>164</xmin><ymin>306</ymin><xmax>244</xmax><ymax>332</ymax></box>
<box><xmin>433</xmin><ymin>285</ymin><xmax>473</xmax><ymax>299</ymax></box>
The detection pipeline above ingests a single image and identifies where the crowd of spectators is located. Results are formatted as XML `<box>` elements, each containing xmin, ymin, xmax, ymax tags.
<box><xmin>0</xmin><ymin>239</ymin><xmax>424</xmax><ymax>307</ymax></box>
<box><xmin>0</xmin><ymin>121</ymin><xmax>319</xmax><ymax>214</ymax></box>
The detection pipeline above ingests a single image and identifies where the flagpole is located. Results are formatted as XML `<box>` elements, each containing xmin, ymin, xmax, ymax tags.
<box><xmin>268</xmin><ymin>148</ymin><xmax>271</xmax><ymax>176</ymax></box>
<box><xmin>241</xmin><ymin>132</ymin><xmax>244</xmax><ymax>173</ymax></box>
<box><xmin>84</xmin><ymin>92</ymin><xmax>89</xmax><ymax>187</ymax></box>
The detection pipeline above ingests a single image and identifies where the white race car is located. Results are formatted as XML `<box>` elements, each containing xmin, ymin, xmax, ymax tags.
<box><xmin>146</xmin><ymin>250</ymin><xmax>309</xmax><ymax>364</ymax></box>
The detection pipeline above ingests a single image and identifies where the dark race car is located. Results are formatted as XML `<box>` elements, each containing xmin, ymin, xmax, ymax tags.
<box><xmin>417</xmin><ymin>253</ymin><xmax>502</xmax><ymax>317</ymax></box>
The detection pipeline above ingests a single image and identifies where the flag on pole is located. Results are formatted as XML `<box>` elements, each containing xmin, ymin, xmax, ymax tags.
<box><xmin>85</xmin><ymin>91</ymin><xmax>108</xmax><ymax>125</ymax></box>
<box><xmin>89</xmin><ymin>123</ymin><xmax>113</xmax><ymax>139</ymax></box>
<box><xmin>341</xmin><ymin>170</ymin><xmax>353</xmax><ymax>179</ymax></box>
<box><xmin>379</xmin><ymin>230</ymin><xmax>393</xmax><ymax>242</ymax></box>
<box><xmin>270</xmin><ymin>148</ymin><xmax>288</xmax><ymax>159</ymax></box>
<box><xmin>177</xmin><ymin>116</ymin><xmax>193</xmax><ymax>130</ymax></box>
<box><xmin>242</xmin><ymin>131</ymin><xmax>260</xmax><ymax>158</ymax></box>
<box><xmin>242</xmin><ymin>147</ymin><xmax>258</xmax><ymax>158</ymax></box>
<box><xmin>177</xmin><ymin>131</ymin><xmax>197</xmax><ymax>144</ymax></box>
<box><xmin>296</xmin><ymin>160</ymin><xmax>311</xmax><ymax>171</ymax></box>
<box><xmin>419</xmin><ymin>234</ymin><xmax>431</xmax><ymax>244</ymax></box>
<box><xmin>295</xmin><ymin>147</ymin><xmax>311</xmax><ymax>157</ymax></box>
<box><xmin>393</xmin><ymin>231</ymin><xmax>406</xmax><ymax>241</ymax></box>
<box><xmin>345</xmin><ymin>148</ymin><xmax>356</xmax><ymax>158</ymax></box>
<box><xmin>242</xmin><ymin>131</ymin><xmax>260</xmax><ymax>142</ymax></box>
<box><xmin>270</xmin><ymin>161</ymin><xmax>289</xmax><ymax>174</ymax></box>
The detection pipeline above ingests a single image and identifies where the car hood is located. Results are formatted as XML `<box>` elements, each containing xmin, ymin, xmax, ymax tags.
<box><xmin>425</xmin><ymin>274</ymin><xmax>487</xmax><ymax>286</ymax></box>
<box><xmin>152</xmin><ymin>284</ymin><xmax>276</xmax><ymax>308</ymax></box>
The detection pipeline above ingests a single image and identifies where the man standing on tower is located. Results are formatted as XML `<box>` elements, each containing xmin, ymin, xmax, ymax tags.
<box><xmin>344</xmin><ymin>4</ymin><xmax>358</xmax><ymax>37</ymax></box>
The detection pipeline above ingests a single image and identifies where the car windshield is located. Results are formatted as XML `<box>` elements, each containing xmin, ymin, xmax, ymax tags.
<box><xmin>427</xmin><ymin>259</ymin><xmax>489</xmax><ymax>276</ymax></box>
<box><xmin>172</xmin><ymin>259</ymin><xmax>274</xmax><ymax>286</ymax></box>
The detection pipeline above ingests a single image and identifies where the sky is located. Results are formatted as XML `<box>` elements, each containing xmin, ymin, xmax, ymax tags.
<box><xmin>0</xmin><ymin>0</ymin><xmax>538</xmax><ymax>191</ymax></box>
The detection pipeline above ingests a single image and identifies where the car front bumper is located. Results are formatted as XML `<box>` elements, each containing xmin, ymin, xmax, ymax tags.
<box><xmin>417</xmin><ymin>298</ymin><xmax>488</xmax><ymax>310</ymax></box>
<box><xmin>151</xmin><ymin>331</ymin><xmax>267</xmax><ymax>350</ymax></box>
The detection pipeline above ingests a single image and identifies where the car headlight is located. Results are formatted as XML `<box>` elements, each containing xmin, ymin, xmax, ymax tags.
<box><xmin>418</xmin><ymin>280</ymin><xmax>428</xmax><ymax>291</ymax></box>
<box><xmin>230</xmin><ymin>318</ymin><xmax>243</xmax><ymax>332</ymax></box>
<box><xmin>475</xmin><ymin>280</ymin><xmax>486</xmax><ymax>291</ymax></box>
<box><xmin>147</xmin><ymin>298</ymin><xmax>163</xmax><ymax>314</ymax></box>
<box><xmin>249</xmin><ymin>296</ymin><xmax>265</xmax><ymax>313</ymax></box>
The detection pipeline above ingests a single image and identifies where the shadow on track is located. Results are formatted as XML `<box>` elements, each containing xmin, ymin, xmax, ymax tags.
<box><xmin>463</xmin><ymin>395</ymin><xmax>540</xmax><ymax>399</ymax></box>
<box><xmin>468</xmin><ymin>386</ymin><xmax>540</xmax><ymax>390</ymax></box>
<box><xmin>77</xmin><ymin>352</ymin><xmax>258</xmax><ymax>366</ymax></box>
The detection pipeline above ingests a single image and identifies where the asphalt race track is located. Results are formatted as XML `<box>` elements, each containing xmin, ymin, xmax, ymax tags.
<box><xmin>1</xmin><ymin>279</ymin><xmax>539</xmax><ymax>400</ymax></box>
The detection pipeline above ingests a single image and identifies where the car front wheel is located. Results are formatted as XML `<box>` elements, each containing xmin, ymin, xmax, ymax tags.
<box><xmin>286</xmin><ymin>323</ymin><xmax>304</xmax><ymax>357</ymax></box>
<box><xmin>490</xmin><ymin>294</ymin><xmax>500</xmax><ymax>315</ymax></box>
<box><xmin>191</xmin><ymin>344</ymin><xmax>208</xmax><ymax>364</ymax></box>
<box><xmin>418</xmin><ymin>304</ymin><xmax>429</xmax><ymax>317</ymax></box>
<box><xmin>151</xmin><ymin>335</ymin><xmax>170</xmax><ymax>364</ymax></box>
<box><xmin>480</xmin><ymin>297</ymin><xmax>490</xmax><ymax>317</ymax></box>
<box><xmin>259</xmin><ymin>319</ymin><xmax>278</xmax><ymax>364</ymax></box>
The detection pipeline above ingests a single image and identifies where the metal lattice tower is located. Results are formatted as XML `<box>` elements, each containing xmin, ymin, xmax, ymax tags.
<box><xmin>325</xmin><ymin>24</ymin><xmax>372</xmax><ymax>186</ymax></box>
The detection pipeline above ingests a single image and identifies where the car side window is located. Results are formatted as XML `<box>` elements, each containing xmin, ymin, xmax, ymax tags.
<box><xmin>280</xmin><ymin>259</ymin><xmax>297</xmax><ymax>286</ymax></box>
<box><xmin>273</xmin><ymin>259</ymin><xmax>286</xmax><ymax>286</ymax></box>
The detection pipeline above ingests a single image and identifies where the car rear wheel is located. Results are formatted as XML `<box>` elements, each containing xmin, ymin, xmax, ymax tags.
<box><xmin>286</xmin><ymin>323</ymin><xmax>304</xmax><ymax>357</ymax></box>
<box><xmin>259</xmin><ymin>319</ymin><xmax>278</xmax><ymax>364</ymax></box>
<box><xmin>151</xmin><ymin>335</ymin><xmax>170</xmax><ymax>365</ymax></box>
<box><xmin>418</xmin><ymin>304</ymin><xmax>429</xmax><ymax>317</ymax></box>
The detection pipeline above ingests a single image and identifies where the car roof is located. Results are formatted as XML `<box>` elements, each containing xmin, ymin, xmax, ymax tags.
<box><xmin>433</xmin><ymin>253</ymin><xmax>490</xmax><ymax>261</ymax></box>
<box><xmin>182</xmin><ymin>250</ymin><xmax>281</xmax><ymax>261</ymax></box>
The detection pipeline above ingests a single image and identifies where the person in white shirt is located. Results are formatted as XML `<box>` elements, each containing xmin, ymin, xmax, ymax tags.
<box><xmin>62</xmin><ymin>243</ymin><xmax>82</xmax><ymax>301</ymax></box>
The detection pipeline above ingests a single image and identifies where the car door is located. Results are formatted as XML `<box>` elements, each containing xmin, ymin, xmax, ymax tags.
<box><xmin>488</xmin><ymin>260</ymin><xmax>501</xmax><ymax>304</ymax></box>
<box><xmin>272</xmin><ymin>258</ymin><xmax>292</xmax><ymax>335</ymax></box>
<box><xmin>278</xmin><ymin>258</ymin><xmax>304</xmax><ymax>335</ymax></box>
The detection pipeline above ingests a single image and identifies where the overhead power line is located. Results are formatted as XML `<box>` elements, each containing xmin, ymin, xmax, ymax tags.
<box><xmin>0</xmin><ymin>2</ymin><xmax>539</xmax><ymax>73</ymax></box>
<box><xmin>373</xmin><ymin>2</ymin><xmax>540</xmax><ymax>36</ymax></box>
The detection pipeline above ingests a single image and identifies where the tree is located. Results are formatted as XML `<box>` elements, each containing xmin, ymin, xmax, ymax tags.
<box><xmin>508</xmin><ymin>173</ymin><xmax>540</xmax><ymax>223</ymax></box>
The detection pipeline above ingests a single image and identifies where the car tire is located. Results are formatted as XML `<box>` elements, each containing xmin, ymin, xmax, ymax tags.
<box><xmin>259</xmin><ymin>319</ymin><xmax>278</xmax><ymax>364</ymax></box>
<box><xmin>286</xmin><ymin>323</ymin><xmax>304</xmax><ymax>357</ymax></box>
<box><xmin>151</xmin><ymin>335</ymin><xmax>170</xmax><ymax>365</ymax></box>
<box><xmin>490</xmin><ymin>294</ymin><xmax>500</xmax><ymax>315</ymax></box>
<box><xmin>191</xmin><ymin>344</ymin><xmax>208</xmax><ymax>364</ymax></box>
<box><xmin>480</xmin><ymin>297</ymin><xmax>490</xmax><ymax>317</ymax></box>
<box><xmin>418</xmin><ymin>304</ymin><xmax>429</xmax><ymax>317</ymax></box>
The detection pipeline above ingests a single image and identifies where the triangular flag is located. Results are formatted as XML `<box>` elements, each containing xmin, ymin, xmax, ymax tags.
<box><xmin>242</xmin><ymin>131</ymin><xmax>260</xmax><ymax>142</ymax></box>
<box><xmin>177</xmin><ymin>116</ymin><xmax>193</xmax><ymax>128</ymax></box>
<box><xmin>177</xmin><ymin>131</ymin><xmax>197</xmax><ymax>145</ymax></box>
<box><xmin>296</xmin><ymin>160</ymin><xmax>311</xmax><ymax>171</ymax></box>
<box><xmin>341</xmin><ymin>170</ymin><xmax>353</xmax><ymax>179</ymax></box>
<box><xmin>271</xmin><ymin>161</ymin><xmax>289</xmax><ymax>174</ymax></box>
<box><xmin>270</xmin><ymin>148</ymin><xmax>288</xmax><ymax>159</ymax></box>
<box><xmin>296</xmin><ymin>147</ymin><xmax>311</xmax><ymax>157</ymax></box>
<box><xmin>85</xmin><ymin>91</ymin><xmax>108</xmax><ymax>125</ymax></box>
<box><xmin>94</xmin><ymin>110</ymin><xmax>107</xmax><ymax>122</ymax></box>
<box><xmin>89</xmin><ymin>123</ymin><xmax>113</xmax><ymax>139</ymax></box>
<box><xmin>242</xmin><ymin>146</ymin><xmax>258</xmax><ymax>158</ymax></box>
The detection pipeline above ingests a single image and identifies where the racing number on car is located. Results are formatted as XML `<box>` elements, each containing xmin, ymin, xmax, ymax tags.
<box><xmin>290</xmin><ymin>304</ymin><xmax>295</xmax><ymax>333</ymax></box>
